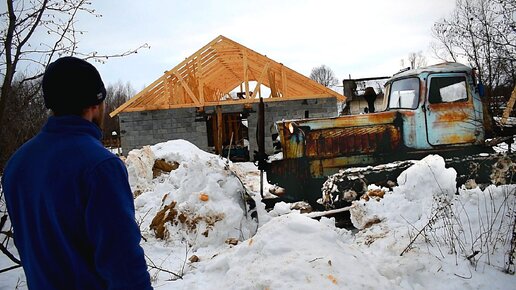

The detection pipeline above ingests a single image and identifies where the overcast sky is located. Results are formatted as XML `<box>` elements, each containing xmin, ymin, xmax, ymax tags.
<box><xmin>17</xmin><ymin>0</ymin><xmax>458</xmax><ymax>91</ymax></box>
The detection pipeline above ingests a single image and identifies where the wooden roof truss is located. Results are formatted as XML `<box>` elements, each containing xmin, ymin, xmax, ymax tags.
<box><xmin>111</xmin><ymin>35</ymin><xmax>345</xmax><ymax>117</ymax></box>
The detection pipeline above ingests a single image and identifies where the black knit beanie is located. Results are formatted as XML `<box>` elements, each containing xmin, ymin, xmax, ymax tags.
<box><xmin>42</xmin><ymin>56</ymin><xmax>106</xmax><ymax>113</ymax></box>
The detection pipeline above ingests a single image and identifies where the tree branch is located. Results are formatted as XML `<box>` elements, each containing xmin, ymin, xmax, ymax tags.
<box><xmin>0</xmin><ymin>241</ymin><xmax>21</xmax><ymax>265</ymax></box>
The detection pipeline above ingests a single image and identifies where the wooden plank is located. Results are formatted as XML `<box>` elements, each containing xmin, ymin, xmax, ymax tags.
<box><xmin>268</xmin><ymin>69</ymin><xmax>278</xmax><ymax>98</ymax></box>
<box><xmin>109</xmin><ymin>75</ymin><xmax>166</xmax><ymax>117</ymax></box>
<box><xmin>123</xmin><ymin>94</ymin><xmax>338</xmax><ymax>112</ymax></box>
<box><xmin>243</xmin><ymin>49</ymin><xmax>250</xmax><ymax>99</ymax></box>
<box><xmin>196</xmin><ymin>55</ymin><xmax>204</xmax><ymax>104</ymax></box>
<box><xmin>173</xmin><ymin>71</ymin><xmax>201</xmax><ymax>106</ymax></box>
<box><xmin>164</xmin><ymin>76</ymin><xmax>172</xmax><ymax>105</ymax></box>
<box><xmin>281</xmin><ymin>64</ymin><xmax>287</xmax><ymax>98</ymax></box>
<box><xmin>216</xmin><ymin>105</ymin><xmax>223</xmax><ymax>155</ymax></box>
<box><xmin>501</xmin><ymin>85</ymin><xmax>516</xmax><ymax>125</ymax></box>
<box><xmin>202</xmin><ymin>65</ymin><xmax>228</xmax><ymax>83</ymax></box>
<box><xmin>251</xmin><ymin>62</ymin><xmax>270</xmax><ymax>102</ymax></box>
<box><xmin>201</xmin><ymin>94</ymin><xmax>336</xmax><ymax>106</ymax></box>
<box><xmin>305</xmin><ymin>205</ymin><xmax>354</xmax><ymax>218</ymax></box>
<box><xmin>216</xmin><ymin>57</ymin><xmax>241</xmax><ymax>80</ymax></box>
<box><xmin>137</xmin><ymin>87</ymin><xmax>166</xmax><ymax>107</ymax></box>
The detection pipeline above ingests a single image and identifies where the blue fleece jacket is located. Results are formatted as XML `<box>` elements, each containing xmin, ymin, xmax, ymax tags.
<box><xmin>2</xmin><ymin>116</ymin><xmax>152</xmax><ymax>290</ymax></box>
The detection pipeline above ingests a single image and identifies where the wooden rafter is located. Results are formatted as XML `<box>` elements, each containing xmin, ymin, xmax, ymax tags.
<box><xmin>172</xmin><ymin>71</ymin><xmax>199</xmax><ymax>106</ymax></box>
<box><xmin>251</xmin><ymin>62</ymin><xmax>270</xmax><ymax>101</ymax></box>
<box><xmin>243</xmin><ymin>49</ymin><xmax>250</xmax><ymax>99</ymax></box>
<box><xmin>110</xmin><ymin>35</ymin><xmax>345</xmax><ymax>117</ymax></box>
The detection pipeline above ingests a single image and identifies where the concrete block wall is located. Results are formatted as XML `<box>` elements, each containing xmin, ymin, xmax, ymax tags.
<box><xmin>247</xmin><ymin>98</ymin><xmax>338</xmax><ymax>155</ymax></box>
<box><xmin>119</xmin><ymin>108</ymin><xmax>208</xmax><ymax>155</ymax></box>
<box><xmin>119</xmin><ymin>97</ymin><xmax>338</xmax><ymax>157</ymax></box>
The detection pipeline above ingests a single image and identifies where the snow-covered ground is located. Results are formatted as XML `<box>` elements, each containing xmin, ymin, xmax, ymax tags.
<box><xmin>1</xmin><ymin>140</ymin><xmax>515</xmax><ymax>289</ymax></box>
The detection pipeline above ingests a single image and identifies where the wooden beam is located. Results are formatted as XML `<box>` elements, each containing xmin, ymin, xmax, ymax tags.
<box><xmin>202</xmin><ymin>65</ymin><xmax>228</xmax><ymax>84</ymax></box>
<box><xmin>173</xmin><ymin>71</ymin><xmax>201</xmax><ymax>106</ymax></box>
<box><xmin>122</xmin><ymin>94</ymin><xmax>339</xmax><ymax>112</ymax></box>
<box><xmin>251</xmin><ymin>62</ymin><xmax>270</xmax><ymax>102</ymax></box>
<box><xmin>109</xmin><ymin>75</ymin><xmax>166</xmax><ymax>117</ymax></box>
<box><xmin>268</xmin><ymin>69</ymin><xmax>278</xmax><ymax>98</ymax></box>
<box><xmin>502</xmin><ymin>85</ymin><xmax>516</xmax><ymax>125</ymax></box>
<box><xmin>216</xmin><ymin>105</ymin><xmax>223</xmax><ymax>155</ymax></box>
<box><xmin>196</xmin><ymin>56</ymin><xmax>204</xmax><ymax>104</ymax></box>
<box><xmin>243</xmin><ymin>49</ymin><xmax>250</xmax><ymax>99</ymax></box>
<box><xmin>281</xmin><ymin>64</ymin><xmax>287</xmax><ymax>97</ymax></box>
<box><xmin>215</xmin><ymin>56</ymin><xmax>241</xmax><ymax>81</ymax></box>
<box><xmin>164</xmin><ymin>76</ymin><xmax>173</xmax><ymax>106</ymax></box>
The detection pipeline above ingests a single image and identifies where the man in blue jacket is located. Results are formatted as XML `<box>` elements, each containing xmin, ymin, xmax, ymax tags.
<box><xmin>1</xmin><ymin>57</ymin><xmax>152</xmax><ymax>289</ymax></box>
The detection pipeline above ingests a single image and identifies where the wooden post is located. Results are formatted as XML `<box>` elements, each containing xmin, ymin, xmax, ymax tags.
<box><xmin>216</xmin><ymin>105</ymin><xmax>223</xmax><ymax>155</ymax></box>
<box><xmin>252</xmin><ymin>62</ymin><xmax>270</xmax><ymax>102</ymax></box>
<box><xmin>243</xmin><ymin>50</ymin><xmax>250</xmax><ymax>98</ymax></box>
<box><xmin>196</xmin><ymin>56</ymin><xmax>204</xmax><ymax>104</ymax></box>
<box><xmin>501</xmin><ymin>85</ymin><xmax>516</xmax><ymax>125</ymax></box>
<box><xmin>281</xmin><ymin>64</ymin><xmax>287</xmax><ymax>97</ymax></box>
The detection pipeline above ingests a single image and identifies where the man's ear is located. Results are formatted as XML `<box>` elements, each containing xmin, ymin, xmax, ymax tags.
<box><xmin>86</xmin><ymin>104</ymin><xmax>102</xmax><ymax>114</ymax></box>
<box><xmin>81</xmin><ymin>104</ymin><xmax>99</xmax><ymax>121</ymax></box>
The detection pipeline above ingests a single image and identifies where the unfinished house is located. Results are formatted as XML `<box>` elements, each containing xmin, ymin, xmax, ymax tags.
<box><xmin>111</xmin><ymin>36</ymin><xmax>345</xmax><ymax>160</ymax></box>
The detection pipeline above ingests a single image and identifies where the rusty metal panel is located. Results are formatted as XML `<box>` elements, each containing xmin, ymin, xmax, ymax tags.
<box><xmin>304</xmin><ymin>125</ymin><xmax>401</xmax><ymax>158</ymax></box>
<box><xmin>278</xmin><ymin>111</ymin><xmax>402</xmax><ymax>159</ymax></box>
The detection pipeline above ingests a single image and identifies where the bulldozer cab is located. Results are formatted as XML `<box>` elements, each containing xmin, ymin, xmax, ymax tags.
<box><xmin>385</xmin><ymin>63</ymin><xmax>485</xmax><ymax>149</ymax></box>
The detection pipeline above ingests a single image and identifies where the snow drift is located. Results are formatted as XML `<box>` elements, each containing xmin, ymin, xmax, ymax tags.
<box><xmin>126</xmin><ymin>140</ymin><xmax>258</xmax><ymax>249</ymax></box>
<box><xmin>350</xmin><ymin>155</ymin><xmax>457</xmax><ymax>229</ymax></box>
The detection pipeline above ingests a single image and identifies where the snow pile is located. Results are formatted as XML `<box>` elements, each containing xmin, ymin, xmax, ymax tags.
<box><xmin>173</xmin><ymin>213</ymin><xmax>400</xmax><ymax>290</ymax></box>
<box><xmin>127</xmin><ymin>140</ymin><xmax>258</xmax><ymax>249</ymax></box>
<box><xmin>125</xmin><ymin>146</ymin><xmax>155</xmax><ymax>193</ymax></box>
<box><xmin>351</xmin><ymin>155</ymin><xmax>456</xmax><ymax>229</ymax></box>
<box><xmin>349</xmin><ymin>155</ymin><xmax>516</xmax><ymax>286</ymax></box>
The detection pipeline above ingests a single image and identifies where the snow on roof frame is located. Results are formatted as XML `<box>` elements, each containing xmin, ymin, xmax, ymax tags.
<box><xmin>110</xmin><ymin>35</ymin><xmax>345</xmax><ymax>117</ymax></box>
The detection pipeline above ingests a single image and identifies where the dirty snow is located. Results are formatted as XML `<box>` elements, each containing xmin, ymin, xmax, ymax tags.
<box><xmin>1</xmin><ymin>140</ymin><xmax>515</xmax><ymax>289</ymax></box>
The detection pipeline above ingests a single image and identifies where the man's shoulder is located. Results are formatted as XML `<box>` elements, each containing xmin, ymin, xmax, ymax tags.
<box><xmin>80</xmin><ymin>139</ymin><xmax>121</xmax><ymax>167</ymax></box>
<box><xmin>55</xmin><ymin>132</ymin><xmax>121</xmax><ymax>175</ymax></box>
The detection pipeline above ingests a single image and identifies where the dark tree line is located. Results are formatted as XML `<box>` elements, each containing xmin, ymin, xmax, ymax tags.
<box><xmin>0</xmin><ymin>77</ymin><xmax>49</xmax><ymax>168</ymax></box>
<box><xmin>102</xmin><ymin>81</ymin><xmax>134</xmax><ymax>139</ymax></box>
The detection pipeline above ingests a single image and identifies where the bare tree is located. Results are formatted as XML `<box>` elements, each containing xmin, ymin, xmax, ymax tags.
<box><xmin>401</xmin><ymin>51</ymin><xmax>427</xmax><ymax>69</ymax></box>
<box><xmin>0</xmin><ymin>0</ymin><xmax>149</xmax><ymax>171</ymax></box>
<box><xmin>310</xmin><ymin>65</ymin><xmax>339</xmax><ymax>87</ymax></box>
<box><xmin>431</xmin><ymin>0</ymin><xmax>516</xmax><ymax>98</ymax></box>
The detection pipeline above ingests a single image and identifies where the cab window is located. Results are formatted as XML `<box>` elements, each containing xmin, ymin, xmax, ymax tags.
<box><xmin>388</xmin><ymin>78</ymin><xmax>419</xmax><ymax>109</ymax></box>
<box><xmin>428</xmin><ymin>76</ymin><xmax>468</xmax><ymax>104</ymax></box>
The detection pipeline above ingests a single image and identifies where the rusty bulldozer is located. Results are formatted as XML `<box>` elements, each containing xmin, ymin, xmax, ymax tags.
<box><xmin>262</xmin><ymin>63</ymin><xmax>515</xmax><ymax>209</ymax></box>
